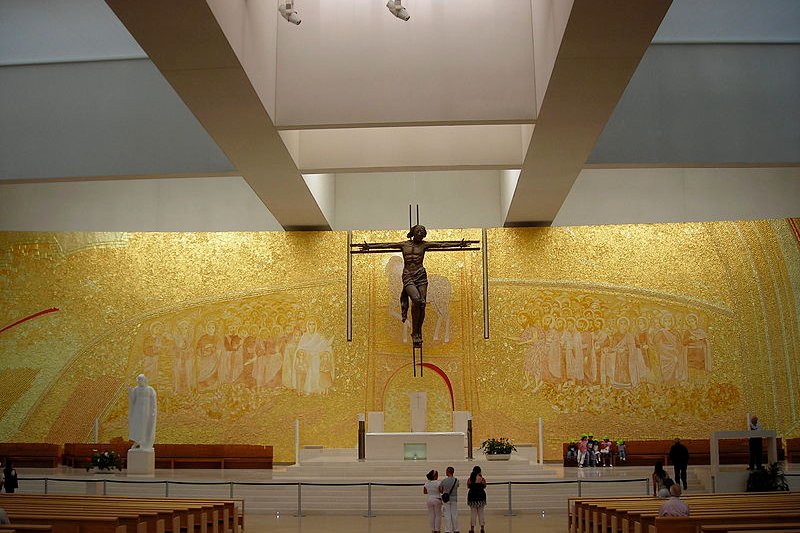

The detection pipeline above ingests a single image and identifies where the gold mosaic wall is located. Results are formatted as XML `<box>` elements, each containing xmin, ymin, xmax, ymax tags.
<box><xmin>0</xmin><ymin>220</ymin><xmax>798</xmax><ymax>461</ymax></box>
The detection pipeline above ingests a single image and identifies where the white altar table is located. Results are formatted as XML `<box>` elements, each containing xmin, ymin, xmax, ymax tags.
<box><xmin>711</xmin><ymin>429</ymin><xmax>778</xmax><ymax>492</ymax></box>
<box><xmin>365</xmin><ymin>432</ymin><xmax>466</xmax><ymax>460</ymax></box>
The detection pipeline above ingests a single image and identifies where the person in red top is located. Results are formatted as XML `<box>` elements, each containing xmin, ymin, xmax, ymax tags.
<box><xmin>577</xmin><ymin>435</ymin><xmax>589</xmax><ymax>467</ymax></box>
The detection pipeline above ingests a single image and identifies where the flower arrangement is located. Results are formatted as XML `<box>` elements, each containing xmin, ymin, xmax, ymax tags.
<box><xmin>86</xmin><ymin>449</ymin><xmax>123</xmax><ymax>471</ymax></box>
<box><xmin>480</xmin><ymin>437</ymin><xmax>517</xmax><ymax>455</ymax></box>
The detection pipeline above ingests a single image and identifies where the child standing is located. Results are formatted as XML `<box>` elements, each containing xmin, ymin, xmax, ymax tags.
<box><xmin>617</xmin><ymin>440</ymin><xmax>627</xmax><ymax>463</ymax></box>
<box><xmin>577</xmin><ymin>435</ymin><xmax>589</xmax><ymax>467</ymax></box>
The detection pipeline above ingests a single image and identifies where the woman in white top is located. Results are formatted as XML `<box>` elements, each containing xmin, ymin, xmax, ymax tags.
<box><xmin>423</xmin><ymin>469</ymin><xmax>443</xmax><ymax>533</ymax></box>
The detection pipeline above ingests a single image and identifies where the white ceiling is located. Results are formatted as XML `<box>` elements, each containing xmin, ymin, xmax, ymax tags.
<box><xmin>274</xmin><ymin>0</ymin><xmax>537</xmax><ymax>127</ymax></box>
<box><xmin>0</xmin><ymin>0</ymin><xmax>798</xmax><ymax>232</ymax></box>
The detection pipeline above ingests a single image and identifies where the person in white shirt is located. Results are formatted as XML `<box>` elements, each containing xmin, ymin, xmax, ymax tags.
<box><xmin>658</xmin><ymin>484</ymin><xmax>690</xmax><ymax>517</ymax></box>
<box><xmin>423</xmin><ymin>469</ymin><xmax>443</xmax><ymax>533</ymax></box>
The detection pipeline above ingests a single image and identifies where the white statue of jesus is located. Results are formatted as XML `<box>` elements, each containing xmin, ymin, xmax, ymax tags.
<box><xmin>128</xmin><ymin>374</ymin><xmax>157</xmax><ymax>450</ymax></box>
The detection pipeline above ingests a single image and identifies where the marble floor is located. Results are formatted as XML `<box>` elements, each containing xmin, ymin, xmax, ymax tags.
<box><xmin>248</xmin><ymin>511</ymin><xmax>567</xmax><ymax>533</ymax></box>
<box><xmin>14</xmin><ymin>462</ymin><xmax>798</xmax><ymax>533</ymax></box>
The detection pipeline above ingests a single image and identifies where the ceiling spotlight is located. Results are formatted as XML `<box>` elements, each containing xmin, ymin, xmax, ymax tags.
<box><xmin>278</xmin><ymin>0</ymin><xmax>301</xmax><ymax>25</ymax></box>
<box><xmin>386</xmin><ymin>0</ymin><xmax>410</xmax><ymax>21</ymax></box>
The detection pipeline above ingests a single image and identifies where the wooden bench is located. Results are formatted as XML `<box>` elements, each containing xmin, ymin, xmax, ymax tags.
<box><xmin>0</xmin><ymin>526</ymin><xmax>53</xmax><ymax>533</ymax></box>
<box><xmin>0</xmin><ymin>443</ymin><xmax>61</xmax><ymax>468</ymax></box>
<box><xmin>153</xmin><ymin>444</ymin><xmax>272</xmax><ymax>470</ymax></box>
<box><xmin>653</xmin><ymin>512</ymin><xmax>800</xmax><ymax>533</ymax></box>
<box><xmin>700</xmin><ymin>523</ymin><xmax>800</xmax><ymax>533</ymax></box>
<box><xmin>569</xmin><ymin>492</ymin><xmax>800</xmax><ymax>533</ymax></box>
<box><xmin>785</xmin><ymin>438</ymin><xmax>800</xmax><ymax>464</ymax></box>
<box><xmin>0</xmin><ymin>494</ymin><xmax>243</xmax><ymax>533</ymax></box>
<box><xmin>63</xmin><ymin>442</ymin><xmax>131</xmax><ymax>469</ymax></box>
<box><xmin>628</xmin><ymin>496</ymin><xmax>799</xmax><ymax>533</ymax></box>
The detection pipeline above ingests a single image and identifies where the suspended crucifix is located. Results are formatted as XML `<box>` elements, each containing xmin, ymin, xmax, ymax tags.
<box><xmin>348</xmin><ymin>205</ymin><xmax>487</xmax><ymax>376</ymax></box>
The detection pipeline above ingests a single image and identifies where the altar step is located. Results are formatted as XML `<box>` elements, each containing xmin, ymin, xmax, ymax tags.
<box><xmin>280</xmin><ymin>461</ymin><xmax>551</xmax><ymax>481</ymax></box>
<box><xmin>287</xmin><ymin>448</ymin><xmax>547</xmax><ymax>481</ymax></box>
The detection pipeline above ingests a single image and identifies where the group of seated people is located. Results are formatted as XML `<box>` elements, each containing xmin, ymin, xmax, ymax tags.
<box><xmin>567</xmin><ymin>434</ymin><xmax>626</xmax><ymax>467</ymax></box>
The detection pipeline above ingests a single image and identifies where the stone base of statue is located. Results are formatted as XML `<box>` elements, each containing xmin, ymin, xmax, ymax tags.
<box><xmin>127</xmin><ymin>447</ymin><xmax>155</xmax><ymax>476</ymax></box>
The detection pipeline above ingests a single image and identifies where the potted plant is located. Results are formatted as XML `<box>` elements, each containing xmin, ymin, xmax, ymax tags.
<box><xmin>480</xmin><ymin>437</ymin><xmax>516</xmax><ymax>461</ymax></box>
<box><xmin>86</xmin><ymin>449</ymin><xmax>123</xmax><ymax>473</ymax></box>
<box><xmin>746</xmin><ymin>462</ymin><xmax>789</xmax><ymax>492</ymax></box>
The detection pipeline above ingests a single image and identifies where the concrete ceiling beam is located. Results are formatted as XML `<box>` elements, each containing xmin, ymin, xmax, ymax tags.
<box><xmin>505</xmin><ymin>0</ymin><xmax>673</xmax><ymax>226</ymax></box>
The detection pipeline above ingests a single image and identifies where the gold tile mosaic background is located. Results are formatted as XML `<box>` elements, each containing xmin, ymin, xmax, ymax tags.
<box><xmin>0</xmin><ymin>221</ymin><xmax>798</xmax><ymax>461</ymax></box>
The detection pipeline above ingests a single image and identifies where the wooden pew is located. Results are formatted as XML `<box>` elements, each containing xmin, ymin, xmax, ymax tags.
<box><xmin>653</xmin><ymin>513</ymin><xmax>800</xmax><ymax>533</ymax></box>
<box><xmin>701</xmin><ymin>523</ymin><xmax>800</xmax><ymax>533</ymax></box>
<box><xmin>619</xmin><ymin>497</ymin><xmax>799</xmax><ymax>533</ymax></box>
<box><xmin>2</xmin><ymin>512</ymin><xmax>131</xmax><ymax>533</ymax></box>
<box><xmin>786</xmin><ymin>438</ymin><xmax>800</xmax><ymax>464</ymax></box>
<box><xmin>0</xmin><ymin>443</ymin><xmax>61</xmax><ymax>468</ymax></box>
<box><xmin>63</xmin><ymin>442</ymin><xmax>131</xmax><ymax>469</ymax></box>
<box><xmin>153</xmin><ymin>444</ymin><xmax>272</xmax><ymax>470</ymax></box>
<box><xmin>0</xmin><ymin>526</ymin><xmax>53</xmax><ymax>533</ymax></box>
<box><xmin>570</xmin><ymin>492</ymin><xmax>800</xmax><ymax>533</ymax></box>
<box><xmin>0</xmin><ymin>494</ymin><xmax>241</xmax><ymax>533</ymax></box>
<box><xmin>1</xmin><ymin>503</ymin><xmax>156</xmax><ymax>533</ymax></box>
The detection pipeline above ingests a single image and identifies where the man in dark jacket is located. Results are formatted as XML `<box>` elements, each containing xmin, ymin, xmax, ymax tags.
<box><xmin>669</xmin><ymin>438</ymin><xmax>690</xmax><ymax>490</ymax></box>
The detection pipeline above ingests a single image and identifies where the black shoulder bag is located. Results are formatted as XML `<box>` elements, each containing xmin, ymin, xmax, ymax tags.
<box><xmin>441</xmin><ymin>478</ymin><xmax>457</xmax><ymax>502</ymax></box>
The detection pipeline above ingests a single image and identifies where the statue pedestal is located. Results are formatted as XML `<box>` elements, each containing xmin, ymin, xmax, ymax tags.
<box><xmin>127</xmin><ymin>448</ymin><xmax>155</xmax><ymax>476</ymax></box>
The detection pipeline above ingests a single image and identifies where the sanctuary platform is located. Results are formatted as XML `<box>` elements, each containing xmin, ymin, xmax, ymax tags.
<box><xmin>10</xmin><ymin>458</ymin><xmax>763</xmax><ymax>516</ymax></box>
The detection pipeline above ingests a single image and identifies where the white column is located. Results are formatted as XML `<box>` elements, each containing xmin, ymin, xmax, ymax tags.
<box><xmin>538</xmin><ymin>417</ymin><xmax>544</xmax><ymax>465</ymax></box>
<box><xmin>295</xmin><ymin>418</ymin><xmax>300</xmax><ymax>465</ymax></box>
<box><xmin>368</xmin><ymin>411</ymin><xmax>385</xmax><ymax>433</ymax></box>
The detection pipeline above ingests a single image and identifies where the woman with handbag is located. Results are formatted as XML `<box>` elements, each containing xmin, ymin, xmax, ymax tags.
<box><xmin>423</xmin><ymin>469</ymin><xmax>443</xmax><ymax>533</ymax></box>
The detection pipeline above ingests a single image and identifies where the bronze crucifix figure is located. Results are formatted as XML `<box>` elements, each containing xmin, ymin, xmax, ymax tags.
<box><xmin>350</xmin><ymin>214</ymin><xmax>479</xmax><ymax>375</ymax></box>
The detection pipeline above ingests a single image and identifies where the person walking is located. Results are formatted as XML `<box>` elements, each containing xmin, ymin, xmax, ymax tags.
<box><xmin>467</xmin><ymin>466</ymin><xmax>487</xmax><ymax>533</ymax></box>
<box><xmin>440</xmin><ymin>466</ymin><xmax>460</xmax><ymax>533</ymax></box>
<box><xmin>2</xmin><ymin>460</ymin><xmax>18</xmax><ymax>494</ymax></box>
<box><xmin>424</xmin><ymin>469</ymin><xmax>443</xmax><ymax>533</ymax></box>
<box><xmin>669</xmin><ymin>438</ymin><xmax>690</xmax><ymax>490</ymax></box>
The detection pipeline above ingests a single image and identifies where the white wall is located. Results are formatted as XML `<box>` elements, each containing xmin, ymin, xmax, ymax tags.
<box><xmin>0</xmin><ymin>177</ymin><xmax>282</xmax><ymax>232</ymax></box>
<box><xmin>0</xmin><ymin>59</ymin><xmax>234</xmax><ymax>181</ymax></box>
<box><xmin>4</xmin><ymin>168</ymin><xmax>798</xmax><ymax>232</ymax></box>
<box><xmin>333</xmin><ymin>170</ymin><xmax>502</xmax><ymax>230</ymax></box>
<box><xmin>207</xmin><ymin>0</ymin><xmax>279</xmax><ymax>119</ymax></box>
<box><xmin>554</xmin><ymin>167</ymin><xmax>800</xmax><ymax>227</ymax></box>
<box><xmin>500</xmin><ymin>169</ymin><xmax>521</xmax><ymax>221</ymax></box>
<box><xmin>590</xmin><ymin>44</ymin><xmax>800</xmax><ymax>165</ymax></box>
<box><xmin>274</xmin><ymin>0</ymin><xmax>536</xmax><ymax>126</ymax></box>
<box><xmin>0</xmin><ymin>0</ymin><xmax>144</xmax><ymax>65</ymax></box>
